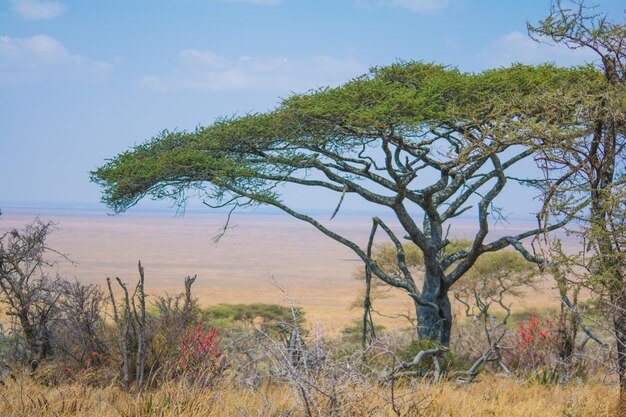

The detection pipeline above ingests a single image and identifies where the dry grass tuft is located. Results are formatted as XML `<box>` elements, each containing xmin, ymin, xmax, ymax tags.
<box><xmin>0</xmin><ymin>374</ymin><xmax>620</xmax><ymax>417</ymax></box>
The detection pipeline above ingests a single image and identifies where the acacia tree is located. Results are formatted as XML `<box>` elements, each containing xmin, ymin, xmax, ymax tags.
<box><xmin>528</xmin><ymin>0</ymin><xmax>626</xmax><ymax>398</ymax></box>
<box><xmin>453</xmin><ymin>251</ymin><xmax>537</xmax><ymax>325</ymax></box>
<box><xmin>92</xmin><ymin>62</ymin><xmax>600</xmax><ymax>346</ymax></box>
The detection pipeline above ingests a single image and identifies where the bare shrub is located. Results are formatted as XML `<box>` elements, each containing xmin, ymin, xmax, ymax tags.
<box><xmin>146</xmin><ymin>275</ymin><xmax>199</xmax><ymax>385</ymax></box>
<box><xmin>0</xmin><ymin>218</ymin><xmax>64</xmax><ymax>372</ymax></box>
<box><xmin>53</xmin><ymin>280</ymin><xmax>109</xmax><ymax>374</ymax></box>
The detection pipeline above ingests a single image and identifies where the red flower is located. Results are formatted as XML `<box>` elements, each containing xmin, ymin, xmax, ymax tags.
<box><xmin>178</xmin><ymin>321</ymin><xmax>224</xmax><ymax>384</ymax></box>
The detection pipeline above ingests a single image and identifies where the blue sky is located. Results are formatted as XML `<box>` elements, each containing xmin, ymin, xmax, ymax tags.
<box><xmin>1</xmin><ymin>0</ymin><xmax>623</xmax><ymax>214</ymax></box>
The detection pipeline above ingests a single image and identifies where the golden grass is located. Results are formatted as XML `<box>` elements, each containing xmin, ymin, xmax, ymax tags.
<box><xmin>0</xmin><ymin>375</ymin><xmax>620</xmax><ymax>417</ymax></box>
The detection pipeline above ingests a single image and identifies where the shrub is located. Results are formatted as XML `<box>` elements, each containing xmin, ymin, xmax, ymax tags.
<box><xmin>505</xmin><ymin>312</ymin><xmax>561</xmax><ymax>380</ymax></box>
<box><xmin>340</xmin><ymin>320</ymin><xmax>385</xmax><ymax>346</ymax></box>
<box><xmin>178</xmin><ymin>322</ymin><xmax>224</xmax><ymax>387</ymax></box>
<box><xmin>398</xmin><ymin>339</ymin><xmax>463</xmax><ymax>374</ymax></box>
<box><xmin>203</xmin><ymin>303</ymin><xmax>303</xmax><ymax>331</ymax></box>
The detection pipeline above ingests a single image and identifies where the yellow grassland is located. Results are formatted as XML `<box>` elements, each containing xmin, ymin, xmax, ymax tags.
<box><xmin>0</xmin><ymin>374</ymin><xmax>621</xmax><ymax>417</ymax></box>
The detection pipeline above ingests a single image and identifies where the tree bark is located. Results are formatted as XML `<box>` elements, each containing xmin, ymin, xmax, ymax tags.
<box><xmin>612</xmin><ymin>293</ymin><xmax>626</xmax><ymax>409</ymax></box>
<box><xmin>416</xmin><ymin>269</ymin><xmax>452</xmax><ymax>346</ymax></box>
<box><xmin>16</xmin><ymin>310</ymin><xmax>51</xmax><ymax>372</ymax></box>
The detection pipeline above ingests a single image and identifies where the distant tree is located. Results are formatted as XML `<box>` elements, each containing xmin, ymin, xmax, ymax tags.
<box><xmin>528</xmin><ymin>0</ymin><xmax>626</xmax><ymax>398</ymax></box>
<box><xmin>355</xmin><ymin>242</ymin><xmax>537</xmax><ymax>343</ymax></box>
<box><xmin>203</xmin><ymin>303</ymin><xmax>304</xmax><ymax>331</ymax></box>
<box><xmin>453</xmin><ymin>251</ymin><xmax>537</xmax><ymax>325</ymax></box>
<box><xmin>203</xmin><ymin>303</ymin><xmax>306</xmax><ymax>353</ymax></box>
<box><xmin>351</xmin><ymin>241</ymin><xmax>424</xmax><ymax>341</ymax></box>
<box><xmin>92</xmin><ymin>62</ymin><xmax>602</xmax><ymax>346</ymax></box>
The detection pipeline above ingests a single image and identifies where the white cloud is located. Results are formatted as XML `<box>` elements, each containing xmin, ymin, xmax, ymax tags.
<box><xmin>480</xmin><ymin>31</ymin><xmax>598</xmax><ymax>68</ymax></box>
<box><xmin>140</xmin><ymin>50</ymin><xmax>366</xmax><ymax>92</ymax></box>
<box><xmin>357</xmin><ymin>0</ymin><xmax>450</xmax><ymax>14</ymax></box>
<box><xmin>0</xmin><ymin>34</ymin><xmax>112</xmax><ymax>85</ymax></box>
<box><xmin>11</xmin><ymin>0</ymin><xmax>65</xmax><ymax>20</ymax></box>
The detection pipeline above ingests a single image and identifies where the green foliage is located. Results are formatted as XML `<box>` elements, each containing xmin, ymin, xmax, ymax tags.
<box><xmin>90</xmin><ymin>59</ymin><xmax>609</xmax><ymax>346</ymax></box>
<box><xmin>340</xmin><ymin>320</ymin><xmax>386</xmax><ymax>345</ymax></box>
<box><xmin>508</xmin><ymin>308</ymin><xmax>557</xmax><ymax>326</ymax></box>
<box><xmin>528</xmin><ymin>367</ymin><xmax>560</xmax><ymax>386</ymax></box>
<box><xmin>453</xmin><ymin>251</ymin><xmax>539</xmax><ymax>321</ymax></box>
<box><xmin>352</xmin><ymin>242</ymin><xmax>424</xmax><ymax>305</ymax></box>
<box><xmin>202</xmin><ymin>303</ymin><xmax>304</xmax><ymax>335</ymax></box>
<box><xmin>371</xmin><ymin>241</ymin><xmax>425</xmax><ymax>272</ymax></box>
<box><xmin>355</xmin><ymin>239</ymin><xmax>472</xmax><ymax>281</ymax></box>
<box><xmin>465</xmin><ymin>251</ymin><xmax>536</xmax><ymax>283</ymax></box>
<box><xmin>577</xmin><ymin>297</ymin><xmax>611</xmax><ymax>321</ymax></box>
<box><xmin>400</xmin><ymin>339</ymin><xmax>439</xmax><ymax>363</ymax></box>
<box><xmin>399</xmin><ymin>339</ymin><xmax>467</xmax><ymax>373</ymax></box>
<box><xmin>91</xmin><ymin>61</ymin><xmax>604</xmax><ymax>214</ymax></box>
<box><xmin>0</xmin><ymin>331</ymin><xmax>15</xmax><ymax>364</ymax></box>
<box><xmin>356</xmin><ymin>241</ymin><xmax>538</xmax><ymax>321</ymax></box>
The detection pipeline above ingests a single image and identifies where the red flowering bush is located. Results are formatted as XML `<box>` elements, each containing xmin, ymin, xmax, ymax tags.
<box><xmin>517</xmin><ymin>314</ymin><xmax>555</xmax><ymax>347</ymax></box>
<box><xmin>505</xmin><ymin>312</ymin><xmax>560</xmax><ymax>374</ymax></box>
<box><xmin>63</xmin><ymin>351</ymin><xmax>101</xmax><ymax>383</ymax></box>
<box><xmin>178</xmin><ymin>322</ymin><xmax>224</xmax><ymax>386</ymax></box>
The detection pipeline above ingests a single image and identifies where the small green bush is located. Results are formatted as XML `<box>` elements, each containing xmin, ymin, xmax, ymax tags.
<box><xmin>202</xmin><ymin>303</ymin><xmax>305</xmax><ymax>336</ymax></box>
<box><xmin>399</xmin><ymin>339</ymin><xmax>470</xmax><ymax>373</ymax></box>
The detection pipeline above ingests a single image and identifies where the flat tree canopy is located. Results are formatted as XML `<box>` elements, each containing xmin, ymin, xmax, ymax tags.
<box><xmin>92</xmin><ymin>61</ymin><xmax>604</xmax><ymax>345</ymax></box>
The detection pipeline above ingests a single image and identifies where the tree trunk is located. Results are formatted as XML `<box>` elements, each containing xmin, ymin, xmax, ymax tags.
<box><xmin>18</xmin><ymin>312</ymin><xmax>49</xmax><ymax>372</ymax></box>
<box><xmin>416</xmin><ymin>269</ymin><xmax>452</xmax><ymax>346</ymax></box>
<box><xmin>612</xmin><ymin>293</ymin><xmax>626</xmax><ymax>409</ymax></box>
<box><xmin>555</xmin><ymin>280</ymin><xmax>579</xmax><ymax>375</ymax></box>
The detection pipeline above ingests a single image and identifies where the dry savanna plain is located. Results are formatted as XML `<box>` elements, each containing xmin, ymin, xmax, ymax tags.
<box><xmin>0</xmin><ymin>207</ymin><xmax>621</xmax><ymax>417</ymax></box>
<box><xmin>1</xmin><ymin>207</ymin><xmax>565</xmax><ymax>330</ymax></box>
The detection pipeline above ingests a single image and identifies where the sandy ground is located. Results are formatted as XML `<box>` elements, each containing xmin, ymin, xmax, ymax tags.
<box><xmin>0</xmin><ymin>207</ymin><xmax>571</xmax><ymax>332</ymax></box>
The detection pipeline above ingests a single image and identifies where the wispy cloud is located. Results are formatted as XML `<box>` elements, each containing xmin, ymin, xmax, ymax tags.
<box><xmin>139</xmin><ymin>49</ymin><xmax>366</xmax><ymax>92</ymax></box>
<box><xmin>357</xmin><ymin>0</ymin><xmax>450</xmax><ymax>14</ymax></box>
<box><xmin>216</xmin><ymin>0</ymin><xmax>281</xmax><ymax>5</ymax></box>
<box><xmin>10</xmin><ymin>0</ymin><xmax>65</xmax><ymax>20</ymax></box>
<box><xmin>480</xmin><ymin>31</ymin><xmax>598</xmax><ymax>68</ymax></box>
<box><xmin>0</xmin><ymin>34</ymin><xmax>112</xmax><ymax>85</ymax></box>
